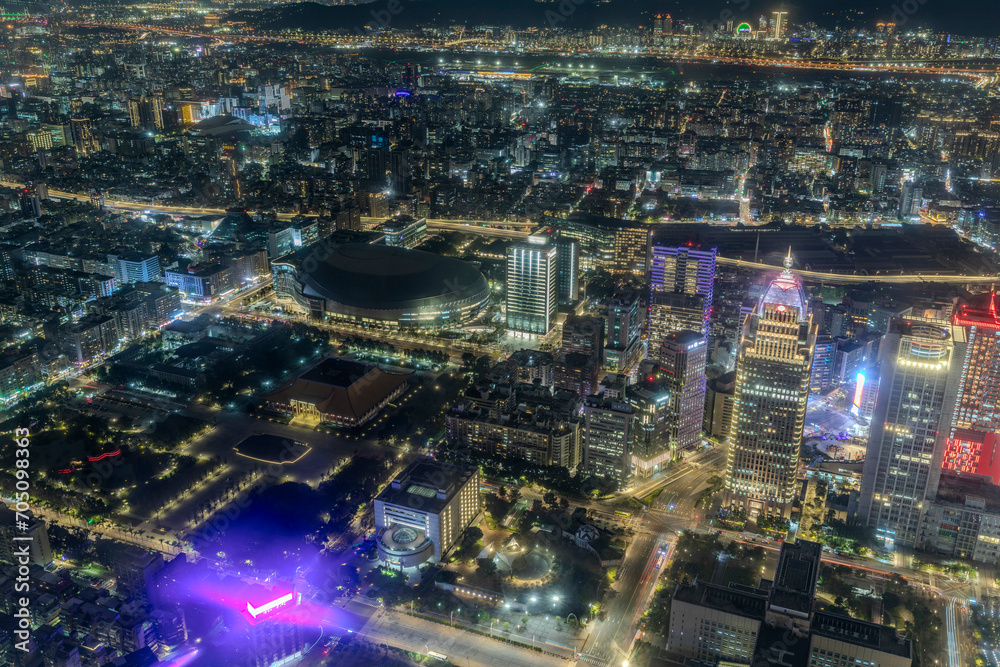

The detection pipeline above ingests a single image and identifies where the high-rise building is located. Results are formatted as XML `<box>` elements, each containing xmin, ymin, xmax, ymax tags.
<box><xmin>18</xmin><ymin>189</ymin><xmax>41</xmax><ymax>219</ymax></box>
<box><xmin>667</xmin><ymin>539</ymin><xmax>912</xmax><ymax>667</ymax></box>
<box><xmin>627</xmin><ymin>366</ymin><xmax>672</xmax><ymax>479</ymax></box>
<box><xmin>110</xmin><ymin>253</ymin><xmax>162</xmax><ymax>284</ymax></box>
<box><xmin>506</xmin><ymin>238</ymin><xmax>558</xmax><ymax>336</ymax></box>
<box><xmin>552</xmin><ymin>235</ymin><xmax>580</xmax><ymax>306</ymax></box>
<box><xmin>69</xmin><ymin>117</ymin><xmax>98</xmax><ymax>155</ymax></box>
<box><xmin>26</xmin><ymin>128</ymin><xmax>53</xmax><ymax>151</ymax></box>
<box><xmin>111</xmin><ymin>545</ymin><xmax>164</xmax><ymax>604</ymax></box>
<box><xmin>658</xmin><ymin>330</ymin><xmax>708</xmax><ymax>454</ymax></box>
<box><xmin>810</xmin><ymin>334</ymin><xmax>837</xmax><ymax>392</ymax></box>
<box><xmin>561</xmin><ymin>314</ymin><xmax>605</xmax><ymax>363</ymax></box>
<box><xmin>724</xmin><ymin>254</ymin><xmax>816</xmax><ymax>518</ymax></box>
<box><xmin>0</xmin><ymin>507</ymin><xmax>51</xmax><ymax>567</ymax></box>
<box><xmin>944</xmin><ymin>293</ymin><xmax>1000</xmax><ymax>483</ymax></box>
<box><xmin>605</xmin><ymin>291</ymin><xmax>643</xmax><ymax>373</ymax></box>
<box><xmin>650</xmin><ymin>244</ymin><xmax>717</xmax><ymax>307</ymax></box>
<box><xmin>859</xmin><ymin>316</ymin><xmax>966</xmax><ymax>548</ymax></box>
<box><xmin>583</xmin><ymin>393</ymin><xmax>634</xmax><ymax>487</ymax></box>
<box><xmin>612</xmin><ymin>227</ymin><xmax>651</xmax><ymax>277</ymax></box>
<box><xmin>649</xmin><ymin>291</ymin><xmax>706</xmax><ymax>355</ymax></box>
<box><xmin>771</xmin><ymin>11</ymin><xmax>788</xmax><ymax>39</ymax></box>
<box><xmin>649</xmin><ymin>243</ymin><xmax>717</xmax><ymax>346</ymax></box>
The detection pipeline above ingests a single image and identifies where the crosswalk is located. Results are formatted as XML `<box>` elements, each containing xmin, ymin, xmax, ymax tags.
<box><xmin>350</xmin><ymin>594</ymin><xmax>383</xmax><ymax>608</ymax></box>
<box><xmin>577</xmin><ymin>653</ymin><xmax>608</xmax><ymax>666</ymax></box>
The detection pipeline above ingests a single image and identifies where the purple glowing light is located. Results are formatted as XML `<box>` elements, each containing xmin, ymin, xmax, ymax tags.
<box><xmin>246</xmin><ymin>591</ymin><xmax>295</xmax><ymax>618</ymax></box>
<box><xmin>163</xmin><ymin>648</ymin><xmax>200</xmax><ymax>667</ymax></box>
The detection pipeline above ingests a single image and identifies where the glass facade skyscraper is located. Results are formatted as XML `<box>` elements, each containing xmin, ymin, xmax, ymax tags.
<box><xmin>859</xmin><ymin>316</ymin><xmax>966</xmax><ymax>548</ymax></box>
<box><xmin>505</xmin><ymin>238</ymin><xmax>558</xmax><ymax>336</ymax></box>
<box><xmin>649</xmin><ymin>244</ymin><xmax>717</xmax><ymax>351</ymax></box>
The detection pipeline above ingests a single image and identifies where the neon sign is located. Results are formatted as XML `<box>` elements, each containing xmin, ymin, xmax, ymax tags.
<box><xmin>246</xmin><ymin>591</ymin><xmax>294</xmax><ymax>618</ymax></box>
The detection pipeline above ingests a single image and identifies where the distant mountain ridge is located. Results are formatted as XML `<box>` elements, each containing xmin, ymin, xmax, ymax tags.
<box><xmin>247</xmin><ymin>0</ymin><xmax>1000</xmax><ymax>36</ymax></box>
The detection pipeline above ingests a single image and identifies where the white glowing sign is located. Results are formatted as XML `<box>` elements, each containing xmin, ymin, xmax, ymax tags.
<box><xmin>246</xmin><ymin>591</ymin><xmax>294</xmax><ymax>618</ymax></box>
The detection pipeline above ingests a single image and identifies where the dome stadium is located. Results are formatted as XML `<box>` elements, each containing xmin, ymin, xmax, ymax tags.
<box><xmin>294</xmin><ymin>244</ymin><xmax>491</xmax><ymax>329</ymax></box>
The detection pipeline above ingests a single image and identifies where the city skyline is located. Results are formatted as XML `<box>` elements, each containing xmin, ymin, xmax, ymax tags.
<box><xmin>4</xmin><ymin>1</ymin><xmax>1000</xmax><ymax>666</ymax></box>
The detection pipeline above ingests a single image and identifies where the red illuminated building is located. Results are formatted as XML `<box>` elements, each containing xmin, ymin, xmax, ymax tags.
<box><xmin>946</xmin><ymin>291</ymin><xmax>1000</xmax><ymax>484</ymax></box>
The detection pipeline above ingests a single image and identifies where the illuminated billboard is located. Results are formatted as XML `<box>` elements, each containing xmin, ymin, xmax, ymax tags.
<box><xmin>851</xmin><ymin>372</ymin><xmax>865</xmax><ymax>416</ymax></box>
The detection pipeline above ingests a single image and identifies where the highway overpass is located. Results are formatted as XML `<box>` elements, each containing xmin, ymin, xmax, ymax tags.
<box><xmin>10</xmin><ymin>182</ymin><xmax>996</xmax><ymax>284</ymax></box>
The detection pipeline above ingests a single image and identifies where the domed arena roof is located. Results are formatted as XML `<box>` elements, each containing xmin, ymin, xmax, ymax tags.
<box><xmin>300</xmin><ymin>244</ymin><xmax>489</xmax><ymax>311</ymax></box>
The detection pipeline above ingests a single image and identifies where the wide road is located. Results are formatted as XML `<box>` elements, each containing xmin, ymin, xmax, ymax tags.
<box><xmin>579</xmin><ymin>522</ymin><xmax>665</xmax><ymax>667</ymax></box>
<box><xmin>630</xmin><ymin>447</ymin><xmax>726</xmax><ymax>513</ymax></box>
<box><xmin>946</xmin><ymin>597</ymin><xmax>963</xmax><ymax>667</ymax></box>
<box><xmin>1</xmin><ymin>182</ymin><xmax>531</xmax><ymax>236</ymax></box>
<box><xmin>717</xmin><ymin>256</ymin><xmax>998</xmax><ymax>284</ymax></box>
<box><xmin>14</xmin><ymin>182</ymin><xmax>996</xmax><ymax>283</ymax></box>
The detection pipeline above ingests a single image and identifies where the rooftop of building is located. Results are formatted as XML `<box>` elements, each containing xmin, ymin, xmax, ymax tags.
<box><xmin>375</xmin><ymin>457</ymin><xmax>478</xmax><ymax>514</ymax></box>
<box><xmin>508</xmin><ymin>349</ymin><xmax>554</xmax><ymax>368</ymax></box>
<box><xmin>672</xmin><ymin>580</ymin><xmax>769</xmax><ymax>620</ymax></box>
<box><xmin>810</xmin><ymin>610</ymin><xmax>912</xmax><ymax>659</ymax></box>
<box><xmin>769</xmin><ymin>539</ymin><xmax>822</xmax><ymax>616</ymax></box>
<box><xmin>264</xmin><ymin>357</ymin><xmax>411</xmax><ymax>421</ymax></box>
<box><xmin>936</xmin><ymin>471</ymin><xmax>1000</xmax><ymax>513</ymax></box>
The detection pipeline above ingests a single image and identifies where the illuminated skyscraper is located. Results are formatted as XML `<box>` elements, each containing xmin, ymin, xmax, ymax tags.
<box><xmin>605</xmin><ymin>290</ymin><xmax>643</xmax><ymax>373</ymax></box>
<box><xmin>583</xmin><ymin>393</ymin><xmax>635</xmax><ymax>487</ymax></box>
<box><xmin>506</xmin><ymin>237</ymin><xmax>557</xmax><ymax>336</ymax></box>
<box><xmin>649</xmin><ymin>243</ymin><xmax>717</xmax><ymax>352</ymax></box>
<box><xmin>859</xmin><ymin>316</ymin><xmax>966</xmax><ymax>548</ymax></box>
<box><xmin>724</xmin><ymin>253</ymin><xmax>816</xmax><ymax>518</ymax></box>
<box><xmin>943</xmin><ymin>292</ymin><xmax>1000</xmax><ymax>484</ymax></box>
<box><xmin>657</xmin><ymin>330</ymin><xmax>708</xmax><ymax>454</ymax></box>
<box><xmin>771</xmin><ymin>11</ymin><xmax>788</xmax><ymax>39</ymax></box>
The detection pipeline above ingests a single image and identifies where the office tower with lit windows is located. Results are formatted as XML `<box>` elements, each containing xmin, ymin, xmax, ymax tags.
<box><xmin>612</xmin><ymin>227</ymin><xmax>651</xmax><ymax>277</ymax></box>
<box><xmin>552</xmin><ymin>235</ymin><xmax>580</xmax><ymax>306</ymax></box>
<box><xmin>724</xmin><ymin>254</ymin><xmax>816</xmax><ymax>518</ymax></box>
<box><xmin>658</xmin><ymin>330</ymin><xmax>708</xmax><ymax>454</ymax></box>
<box><xmin>649</xmin><ymin>292</ymin><xmax>706</xmax><ymax>354</ymax></box>
<box><xmin>859</xmin><ymin>316</ymin><xmax>966</xmax><ymax>548</ymax></box>
<box><xmin>583</xmin><ymin>393</ymin><xmax>635</xmax><ymax>488</ymax></box>
<box><xmin>649</xmin><ymin>244</ymin><xmax>717</xmax><ymax>352</ymax></box>
<box><xmin>506</xmin><ymin>237</ymin><xmax>558</xmax><ymax>336</ymax></box>
<box><xmin>943</xmin><ymin>292</ymin><xmax>1000</xmax><ymax>484</ymax></box>
<box><xmin>627</xmin><ymin>362</ymin><xmax>671</xmax><ymax>472</ymax></box>
<box><xmin>605</xmin><ymin>291</ymin><xmax>643</xmax><ymax>373</ymax></box>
